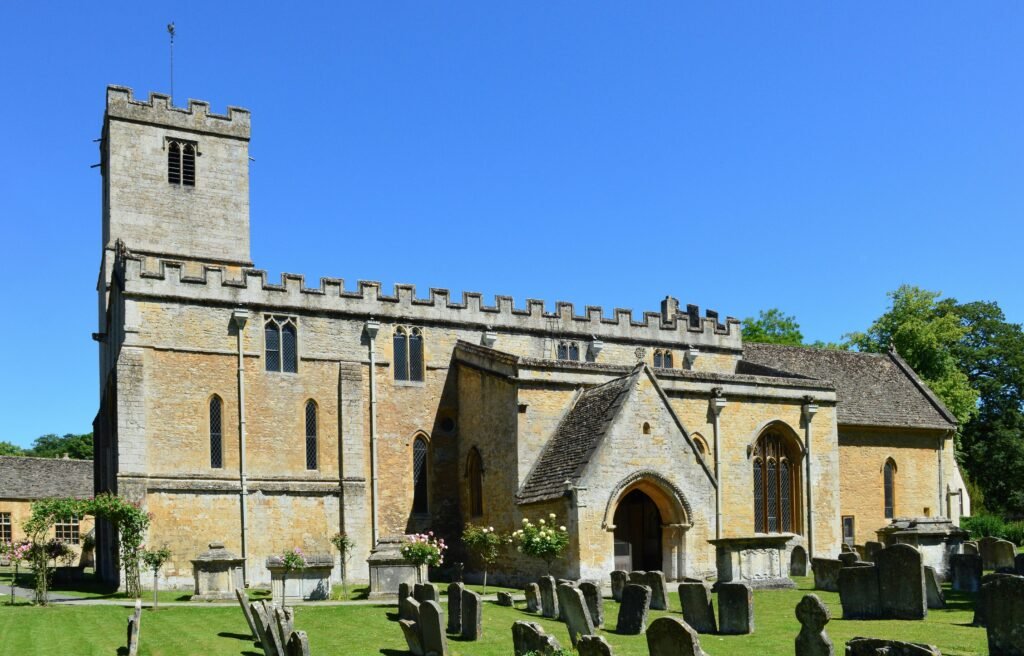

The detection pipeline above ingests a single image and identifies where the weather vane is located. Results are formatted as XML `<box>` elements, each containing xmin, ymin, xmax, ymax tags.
<box><xmin>167</xmin><ymin>22</ymin><xmax>176</xmax><ymax>103</ymax></box>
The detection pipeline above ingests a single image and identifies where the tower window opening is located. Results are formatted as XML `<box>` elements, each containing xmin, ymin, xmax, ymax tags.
<box><xmin>167</xmin><ymin>139</ymin><xmax>197</xmax><ymax>186</ymax></box>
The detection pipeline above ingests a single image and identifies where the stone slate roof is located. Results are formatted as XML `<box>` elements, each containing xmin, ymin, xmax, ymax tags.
<box><xmin>0</xmin><ymin>456</ymin><xmax>93</xmax><ymax>500</ymax></box>
<box><xmin>742</xmin><ymin>343</ymin><xmax>956</xmax><ymax>430</ymax></box>
<box><xmin>517</xmin><ymin>371</ymin><xmax>636</xmax><ymax>504</ymax></box>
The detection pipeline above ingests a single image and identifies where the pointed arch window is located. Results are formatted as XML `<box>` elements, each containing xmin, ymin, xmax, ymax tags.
<box><xmin>883</xmin><ymin>459</ymin><xmax>896</xmax><ymax>519</ymax></box>
<box><xmin>653</xmin><ymin>350</ymin><xmax>674</xmax><ymax>368</ymax></box>
<box><xmin>752</xmin><ymin>429</ymin><xmax>801</xmax><ymax>534</ymax></box>
<box><xmin>209</xmin><ymin>395</ymin><xmax>223</xmax><ymax>469</ymax></box>
<box><xmin>467</xmin><ymin>447</ymin><xmax>484</xmax><ymax>517</ymax></box>
<box><xmin>167</xmin><ymin>139</ymin><xmax>196</xmax><ymax>186</ymax></box>
<box><xmin>394</xmin><ymin>327</ymin><xmax>425</xmax><ymax>381</ymax></box>
<box><xmin>305</xmin><ymin>400</ymin><xmax>318</xmax><ymax>470</ymax></box>
<box><xmin>265</xmin><ymin>316</ymin><xmax>298</xmax><ymax>373</ymax></box>
<box><xmin>413</xmin><ymin>437</ymin><xmax>429</xmax><ymax>514</ymax></box>
<box><xmin>557</xmin><ymin>341</ymin><xmax>580</xmax><ymax>361</ymax></box>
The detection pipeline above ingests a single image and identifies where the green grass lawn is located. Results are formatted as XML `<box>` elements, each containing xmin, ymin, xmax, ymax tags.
<box><xmin>0</xmin><ymin>576</ymin><xmax>987</xmax><ymax>656</ymax></box>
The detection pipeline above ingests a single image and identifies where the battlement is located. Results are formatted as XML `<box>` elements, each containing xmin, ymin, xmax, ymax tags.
<box><xmin>105</xmin><ymin>85</ymin><xmax>251</xmax><ymax>139</ymax></box>
<box><xmin>119</xmin><ymin>253</ymin><xmax>743</xmax><ymax>349</ymax></box>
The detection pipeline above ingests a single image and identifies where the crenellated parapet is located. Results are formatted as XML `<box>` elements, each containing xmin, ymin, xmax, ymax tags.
<box><xmin>119</xmin><ymin>254</ymin><xmax>743</xmax><ymax>349</ymax></box>
<box><xmin>105</xmin><ymin>85</ymin><xmax>251</xmax><ymax>139</ymax></box>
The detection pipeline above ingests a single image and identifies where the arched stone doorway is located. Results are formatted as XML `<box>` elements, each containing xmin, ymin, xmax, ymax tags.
<box><xmin>613</xmin><ymin>489</ymin><xmax>663</xmax><ymax>571</ymax></box>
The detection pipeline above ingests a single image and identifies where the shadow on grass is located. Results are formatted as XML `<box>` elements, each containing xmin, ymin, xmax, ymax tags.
<box><xmin>115</xmin><ymin>648</ymin><xmax>128</xmax><ymax>656</ymax></box>
<box><xmin>385</xmin><ymin>611</ymin><xmax>400</xmax><ymax>622</ymax></box>
<box><xmin>379</xmin><ymin>650</ymin><xmax>407</xmax><ymax>656</ymax></box>
<box><xmin>941</xmin><ymin>588</ymin><xmax>977</xmax><ymax>612</ymax></box>
<box><xmin>217</xmin><ymin>632</ymin><xmax>254</xmax><ymax>641</ymax></box>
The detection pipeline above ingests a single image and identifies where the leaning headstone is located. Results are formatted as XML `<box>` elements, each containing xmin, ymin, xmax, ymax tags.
<box><xmin>235</xmin><ymin>588</ymin><xmax>258</xmax><ymax>639</ymax></box>
<box><xmin>511</xmin><ymin>620</ymin><xmax>563</xmax><ymax>656</ymax></box>
<box><xmin>964</xmin><ymin>541</ymin><xmax>979</xmax><ymax>556</ymax></box>
<box><xmin>461</xmin><ymin>589</ymin><xmax>482</xmax><ymax>641</ymax></box>
<box><xmin>286</xmin><ymin>631</ymin><xmax>310</xmax><ymax>656</ymax></box>
<box><xmin>844</xmin><ymin>637</ymin><xmax>941</xmax><ymax>656</ymax></box>
<box><xmin>610</xmin><ymin>570</ymin><xmax>628</xmax><ymax>602</ymax></box>
<box><xmin>579</xmin><ymin>580</ymin><xmax>604</xmax><ymax>628</ymax></box>
<box><xmin>251</xmin><ymin>602</ymin><xmax>284</xmax><ymax>656</ymax></box>
<box><xmin>678</xmin><ymin>582</ymin><xmax>717</xmax><ymax>634</ymax></box>
<box><xmin>795</xmin><ymin>594</ymin><xmax>833</xmax><ymax>656</ymax></box>
<box><xmin>274</xmin><ymin>606</ymin><xmax>295</xmax><ymax>648</ymax></box>
<box><xmin>524</xmin><ymin>583</ymin><xmax>541</xmax><ymax>613</ymax></box>
<box><xmin>557</xmin><ymin>583</ymin><xmax>595</xmax><ymax>647</ymax></box>
<box><xmin>950</xmin><ymin>554</ymin><xmax>983</xmax><ymax>592</ymax></box>
<box><xmin>1016</xmin><ymin>553</ymin><xmax>1024</xmax><ymax>576</ymax></box>
<box><xmin>641</xmin><ymin>571</ymin><xmax>669</xmax><ymax>611</ymax></box>
<box><xmin>556</xmin><ymin>579</ymin><xmax>577</xmax><ymax>621</ymax></box>
<box><xmin>401</xmin><ymin>596</ymin><xmax>422</xmax><ymax>623</ymax></box>
<box><xmin>838</xmin><ymin>552</ymin><xmax>859</xmax><ymax>567</ymax></box>
<box><xmin>539</xmin><ymin>576</ymin><xmax>559</xmax><ymax>619</ymax></box>
<box><xmin>718</xmin><ymin>582</ymin><xmax>754</xmax><ymax>635</ymax></box>
<box><xmin>617</xmin><ymin>584</ymin><xmax>652</xmax><ymax>635</ymax></box>
<box><xmin>126</xmin><ymin>599</ymin><xmax>141</xmax><ymax>656</ymax></box>
<box><xmin>791</xmin><ymin>546</ymin><xmax>808</xmax><ymax>576</ymax></box>
<box><xmin>399</xmin><ymin>619</ymin><xmax>424</xmax><ymax>656</ymax></box>
<box><xmin>446</xmin><ymin>582</ymin><xmax>464</xmax><ymax>633</ymax></box>
<box><xmin>812</xmin><ymin>558</ymin><xmax>843</xmax><ymax>592</ymax></box>
<box><xmin>838</xmin><ymin>565</ymin><xmax>881</xmax><ymax>620</ymax></box>
<box><xmin>983</xmin><ymin>573</ymin><xmax>1024</xmax><ymax>656</ymax></box>
<box><xmin>420</xmin><ymin>600</ymin><xmax>448</xmax><ymax>656</ymax></box>
<box><xmin>864</xmin><ymin>541</ymin><xmax>884</xmax><ymax>563</ymax></box>
<box><xmin>497</xmin><ymin>591</ymin><xmax>514</xmax><ymax>607</ymax></box>
<box><xmin>577</xmin><ymin>634</ymin><xmax>616</xmax><ymax>656</ymax></box>
<box><xmin>924</xmin><ymin>566</ymin><xmax>945</xmax><ymax>609</ymax></box>
<box><xmin>646</xmin><ymin>616</ymin><xmax>707</xmax><ymax>656</ymax></box>
<box><xmin>876</xmin><ymin>544</ymin><xmax>927</xmax><ymax>620</ymax></box>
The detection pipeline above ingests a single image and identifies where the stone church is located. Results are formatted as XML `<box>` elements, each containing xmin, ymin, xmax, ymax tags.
<box><xmin>92</xmin><ymin>85</ymin><xmax>970</xmax><ymax>589</ymax></box>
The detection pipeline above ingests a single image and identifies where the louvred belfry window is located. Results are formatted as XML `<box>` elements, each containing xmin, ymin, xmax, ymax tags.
<box><xmin>394</xmin><ymin>327</ymin><xmax>425</xmax><ymax>381</ymax></box>
<box><xmin>167</xmin><ymin>139</ymin><xmax>197</xmax><ymax>186</ymax></box>
<box><xmin>752</xmin><ymin>430</ymin><xmax>802</xmax><ymax>534</ymax></box>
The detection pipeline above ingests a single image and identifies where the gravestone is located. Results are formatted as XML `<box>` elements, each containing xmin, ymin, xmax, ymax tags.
<box><xmin>497</xmin><ymin>591</ymin><xmax>514</xmax><ymax>607</ymax></box>
<box><xmin>795</xmin><ymin>594</ymin><xmax>833</xmax><ymax>656</ymax></box>
<box><xmin>864</xmin><ymin>541</ymin><xmax>884</xmax><ymax>563</ymax></box>
<box><xmin>812</xmin><ymin>558</ymin><xmax>843</xmax><ymax>592</ymax></box>
<box><xmin>579</xmin><ymin>581</ymin><xmax>604</xmax><ymax>628</ymax></box>
<box><xmin>644</xmin><ymin>571</ymin><xmax>669</xmax><ymax>611</ymax></box>
<box><xmin>924</xmin><ymin>566</ymin><xmax>945</xmax><ymax>609</ymax></box>
<box><xmin>286</xmin><ymin>631</ymin><xmax>310</xmax><ymax>656</ymax></box>
<box><xmin>964</xmin><ymin>541</ymin><xmax>979</xmax><ymax>556</ymax></box>
<box><xmin>539</xmin><ymin>576</ymin><xmax>559</xmax><ymax>619</ymax></box>
<box><xmin>838</xmin><ymin>565</ymin><xmax>881</xmax><ymax>620</ymax></box>
<box><xmin>401</xmin><ymin>596</ymin><xmax>422</xmax><ymax>623</ymax></box>
<box><xmin>980</xmin><ymin>536</ymin><xmax>1009</xmax><ymax>570</ymax></box>
<box><xmin>557</xmin><ymin>583</ymin><xmax>595</xmax><ymax>647</ymax></box>
<box><xmin>446</xmin><ymin>582</ymin><xmax>464</xmax><ymax>633</ymax></box>
<box><xmin>415</xmin><ymin>582</ymin><xmax>440</xmax><ymax>603</ymax></box>
<box><xmin>399</xmin><ymin>582</ymin><xmax>412</xmax><ymax>604</ymax></box>
<box><xmin>838</xmin><ymin>552</ymin><xmax>859</xmax><ymax>567</ymax></box>
<box><xmin>841</xmin><ymin>543</ymin><xmax>855</xmax><ymax>553</ymax></box>
<box><xmin>950</xmin><ymin>553</ymin><xmax>982</xmax><ymax>592</ymax></box>
<box><xmin>524</xmin><ymin>583</ymin><xmax>540</xmax><ymax>613</ymax></box>
<box><xmin>126</xmin><ymin>599</ymin><xmax>141</xmax><ymax>656</ymax></box>
<box><xmin>251</xmin><ymin>602</ymin><xmax>285</xmax><ymax>656</ymax></box>
<box><xmin>577</xmin><ymin>634</ymin><xmax>616</xmax><ymax>656</ymax></box>
<box><xmin>461</xmin><ymin>589</ymin><xmax>482</xmax><ymax>641</ymax></box>
<box><xmin>1017</xmin><ymin>553</ymin><xmax>1024</xmax><ymax>576</ymax></box>
<box><xmin>678</xmin><ymin>582</ymin><xmax>717</xmax><ymax>634</ymax></box>
<box><xmin>975</xmin><ymin>573</ymin><xmax>1022</xmax><ymax>627</ymax></box>
<box><xmin>717</xmin><ymin>582</ymin><xmax>754</xmax><ymax>635</ymax></box>
<box><xmin>399</xmin><ymin>619</ymin><xmax>424</xmax><ymax>656</ymax></box>
<box><xmin>557</xmin><ymin>579</ymin><xmax>577</xmax><ymax>621</ymax></box>
<box><xmin>617</xmin><ymin>584</ymin><xmax>652</xmax><ymax>635</ymax></box>
<box><xmin>646</xmin><ymin>616</ymin><xmax>708</xmax><ymax>656</ymax></box>
<box><xmin>844</xmin><ymin>637</ymin><xmax>941</xmax><ymax>656</ymax></box>
<box><xmin>511</xmin><ymin>621</ymin><xmax>563</xmax><ymax>656</ymax></box>
<box><xmin>610</xmin><ymin>570</ymin><xmax>628</xmax><ymax>602</ymax></box>
<box><xmin>234</xmin><ymin>588</ymin><xmax>258</xmax><ymax>639</ymax></box>
<box><xmin>983</xmin><ymin>574</ymin><xmax>1024</xmax><ymax>656</ymax></box>
<box><xmin>791</xmin><ymin>546</ymin><xmax>808</xmax><ymax>576</ymax></box>
<box><xmin>420</xmin><ymin>600</ymin><xmax>448</xmax><ymax>656</ymax></box>
<box><xmin>274</xmin><ymin>607</ymin><xmax>295</xmax><ymax>649</ymax></box>
<box><xmin>993</xmin><ymin>540</ymin><xmax>1017</xmax><ymax>571</ymax></box>
<box><xmin>876</xmin><ymin>544</ymin><xmax>927</xmax><ymax>620</ymax></box>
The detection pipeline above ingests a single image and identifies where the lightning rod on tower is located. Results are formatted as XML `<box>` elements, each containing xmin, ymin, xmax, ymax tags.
<box><xmin>168</xmin><ymin>22</ymin><xmax>176</xmax><ymax>103</ymax></box>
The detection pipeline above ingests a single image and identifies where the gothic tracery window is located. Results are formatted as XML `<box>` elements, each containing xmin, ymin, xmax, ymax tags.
<box><xmin>557</xmin><ymin>341</ymin><xmax>580</xmax><ymax>361</ymax></box>
<box><xmin>653</xmin><ymin>349</ymin><xmax>673</xmax><ymax>368</ymax></box>
<box><xmin>167</xmin><ymin>139</ymin><xmax>196</xmax><ymax>186</ymax></box>
<box><xmin>394</xmin><ymin>327</ymin><xmax>424</xmax><ymax>381</ymax></box>
<box><xmin>265</xmin><ymin>316</ymin><xmax>298</xmax><ymax>373</ymax></box>
<box><xmin>752</xmin><ymin>429</ymin><xmax>801</xmax><ymax>534</ymax></box>
<box><xmin>413</xmin><ymin>437</ymin><xmax>429</xmax><ymax>514</ymax></box>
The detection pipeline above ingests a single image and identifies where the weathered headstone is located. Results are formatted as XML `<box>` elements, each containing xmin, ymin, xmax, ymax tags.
<box><xmin>399</xmin><ymin>619</ymin><xmax>424</xmax><ymax>656</ymax></box>
<box><xmin>974</xmin><ymin>572</ymin><xmax>1016</xmax><ymax>627</ymax></box>
<box><xmin>251</xmin><ymin>602</ymin><xmax>284</xmax><ymax>656</ymax></box>
<box><xmin>274</xmin><ymin>606</ymin><xmax>295</xmax><ymax>650</ymax></box>
<box><xmin>579</xmin><ymin>580</ymin><xmax>604</xmax><ymax>628</ymax></box>
<box><xmin>610</xmin><ymin>570</ymin><xmax>628</xmax><ymax>602</ymax></box>
<box><xmin>420</xmin><ymin>600</ymin><xmax>448</xmax><ymax>656</ymax></box>
<box><xmin>795</xmin><ymin>594</ymin><xmax>833</xmax><ymax>656</ymax></box>
<box><xmin>791</xmin><ymin>545</ymin><xmax>808</xmax><ymax>576</ymax></box>
<box><xmin>838</xmin><ymin>552</ymin><xmax>859</xmax><ymax>567</ymax></box>
<box><xmin>524</xmin><ymin>583</ymin><xmax>540</xmax><ymax>613</ymax></box>
<box><xmin>642</xmin><ymin>571</ymin><xmax>669</xmax><ymax>611</ymax></box>
<box><xmin>399</xmin><ymin>581</ymin><xmax>412</xmax><ymax>604</ymax></box>
<box><xmin>844</xmin><ymin>637</ymin><xmax>941</xmax><ymax>656</ymax></box>
<box><xmin>993</xmin><ymin>540</ymin><xmax>1017</xmax><ymax>571</ymax></box>
<box><xmin>616</xmin><ymin>584</ymin><xmax>651</xmax><ymax>635</ymax></box>
<box><xmin>983</xmin><ymin>573</ymin><xmax>1024</xmax><ymax>656</ymax></box>
<box><xmin>286</xmin><ymin>630</ymin><xmax>310</xmax><ymax>656</ymax></box>
<box><xmin>446</xmin><ymin>582</ymin><xmax>464</xmax><ymax>633</ymax></box>
<box><xmin>864</xmin><ymin>541</ymin><xmax>884</xmax><ymax>563</ymax></box>
<box><xmin>963</xmin><ymin>541</ymin><xmax>979</xmax><ymax>556</ymax></box>
<box><xmin>538</xmin><ymin>576</ymin><xmax>559</xmax><ymax>619</ymax></box>
<box><xmin>557</xmin><ymin>583</ymin><xmax>595</xmax><ymax>647</ymax></box>
<box><xmin>924</xmin><ymin>566</ymin><xmax>945</xmax><ymax>609</ymax></box>
<box><xmin>876</xmin><ymin>544</ymin><xmax>927</xmax><ymax>620</ymax></box>
<box><xmin>812</xmin><ymin>558</ymin><xmax>843</xmax><ymax>592</ymax></box>
<box><xmin>126</xmin><ymin>600</ymin><xmax>141</xmax><ymax>656</ymax></box>
<box><xmin>950</xmin><ymin>553</ymin><xmax>983</xmax><ymax>593</ymax></box>
<box><xmin>677</xmin><ymin>582</ymin><xmax>717</xmax><ymax>634</ymax></box>
<box><xmin>461</xmin><ymin>589</ymin><xmax>482</xmax><ymax>641</ymax></box>
<box><xmin>235</xmin><ymin>588</ymin><xmax>258</xmax><ymax>639</ymax></box>
<box><xmin>401</xmin><ymin>595</ymin><xmax>422</xmax><ymax>623</ymax></box>
<box><xmin>497</xmin><ymin>591</ymin><xmax>514</xmax><ymax>607</ymax></box>
<box><xmin>979</xmin><ymin>536</ymin><xmax>1013</xmax><ymax>570</ymax></box>
<box><xmin>838</xmin><ymin>565</ymin><xmax>881</xmax><ymax>620</ymax></box>
<box><xmin>415</xmin><ymin>582</ymin><xmax>440</xmax><ymax>603</ymax></box>
<box><xmin>511</xmin><ymin>621</ymin><xmax>562</xmax><ymax>656</ymax></box>
<box><xmin>577</xmin><ymin>634</ymin><xmax>616</xmax><ymax>656</ymax></box>
<box><xmin>717</xmin><ymin>582</ymin><xmax>754</xmax><ymax>635</ymax></box>
<box><xmin>556</xmin><ymin>579</ymin><xmax>577</xmax><ymax>621</ymax></box>
<box><xmin>646</xmin><ymin>616</ymin><xmax>707</xmax><ymax>656</ymax></box>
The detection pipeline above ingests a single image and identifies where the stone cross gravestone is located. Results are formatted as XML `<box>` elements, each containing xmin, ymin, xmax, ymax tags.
<box><xmin>511</xmin><ymin>620</ymin><xmax>563</xmax><ymax>656</ymax></box>
<box><xmin>420</xmin><ymin>600</ymin><xmax>448</xmax><ymax>656</ymax></box>
<box><xmin>876</xmin><ymin>544</ymin><xmax>927</xmax><ymax>620</ymax></box>
<box><xmin>577</xmin><ymin>634</ymin><xmax>615</xmax><ymax>656</ymax></box>
<box><xmin>717</xmin><ymin>582</ymin><xmax>754</xmax><ymax>635</ymax></box>
<box><xmin>524</xmin><ymin>582</ymin><xmax>541</xmax><ymax>613</ymax></box>
<box><xmin>795</xmin><ymin>594</ymin><xmax>833</xmax><ymax>656</ymax></box>
<box><xmin>610</xmin><ymin>570</ymin><xmax>628</xmax><ymax>602</ymax></box>
<box><xmin>950</xmin><ymin>554</ymin><xmax>982</xmax><ymax>593</ymax></box>
<box><xmin>461</xmin><ymin>589</ymin><xmax>483</xmax><ymax>641</ymax></box>
<box><xmin>678</xmin><ymin>582</ymin><xmax>717</xmax><ymax>634</ymax></box>
<box><xmin>557</xmin><ymin>583</ymin><xmax>595</xmax><ymax>647</ymax></box>
<box><xmin>539</xmin><ymin>576</ymin><xmax>559</xmax><ymax>619</ymax></box>
<box><xmin>617</xmin><ymin>583</ymin><xmax>652</xmax><ymax>635</ymax></box>
<box><xmin>646</xmin><ymin>616</ymin><xmax>708</xmax><ymax>656</ymax></box>
<box><xmin>579</xmin><ymin>580</ymin><xmax>604</xmax><ymax>628</ymax></box>
<box><xmin>447</xmin><ymin>582</ymin><xmax>464</xmax><ymax>633</ymax></box>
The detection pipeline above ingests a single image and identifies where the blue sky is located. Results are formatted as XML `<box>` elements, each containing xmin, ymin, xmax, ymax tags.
<box><xmin>1</xmin><ymin>3</ymin><xmax>1022</xmax><ymax>446</ymax></box>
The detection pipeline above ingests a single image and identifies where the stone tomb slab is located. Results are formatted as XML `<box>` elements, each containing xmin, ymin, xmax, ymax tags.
<box><xmin>677</xmin><ymin>582</ymin><xmax>717</xmax><ymax>634</ymax></box>
<box><xmin>717</xmin><ymin>582</ymin><xmax>754</xmax><ymax>635</ymax></box>
<box><xmin>845</xmin><ymin>637</ymin><xmax>940</xmax><ymax>656</ymax></box>
<box><xmin>646</xmin><ymin>616</ymin><xmax>708</xmax><ymax>656</ymax></box>
<box><xmin>617</xmin><ymin>583</ymin><xmax>651</xmax><ymax>635</ymax></box>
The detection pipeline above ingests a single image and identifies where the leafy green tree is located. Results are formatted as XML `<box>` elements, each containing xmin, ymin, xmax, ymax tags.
<box><xmin>0</xmin><ymin>441</ymin><xmax>24</xmax><ymax>456</ymax></box>
<box><xmin>26</xmin><ymin>433</ymin><xmax>93</xmax><ymax>460</ymax></box>
<box><xmin>741</xmin><ymin>309</ymin><xmax>805</xmax><ymax>346</ymax></box>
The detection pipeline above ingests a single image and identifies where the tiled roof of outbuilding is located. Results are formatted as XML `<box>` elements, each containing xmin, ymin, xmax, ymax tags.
<box><xmin>741</xmin><ymin>343</ymin><xmax>956</xmax><ymax>430</ymax></box>
<box><xmin>0</xmin><ymin>456</ymin><xmax>93</xmax><ymax>500</ymax></box>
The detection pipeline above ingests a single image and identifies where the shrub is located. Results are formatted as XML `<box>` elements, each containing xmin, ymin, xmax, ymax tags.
<box><xmin>462</xmin><ymin>524</ymin><xmax>503</xmax><ymax>593</ymax></box>
<box><xmin>401</xmin><ymin>533</ymin><xmax>447</xmax><ymax>569</ymax></box>
<box><xmin>1004</xmin><ymin>521</ymin><xmax>1024</xmax><ymax>546</ymax></box>
<box><xmin>510</xmin><ymin>513</ymin><xmax>570</xmax><ymax>573</ymax></box>
<box><xmin>961</xmin><ymin>513</ymin><xmax>1008</xmax><ymax>539</ymax></box>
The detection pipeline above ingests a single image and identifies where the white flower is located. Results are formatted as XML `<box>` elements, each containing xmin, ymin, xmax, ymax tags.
<box><xmin>549</xmin><ymin>513</ymin><xmax>557</xmax><ymax>519</ymax></box>
<box><xmin>539</xmin><ymin>519</ymin><xmax>545</xmax><ymax>525</ymax></box>
<box><xmin>559</xmin><ymin>526</ymin><xmax>566</xmax><ymax>531</ymax></box>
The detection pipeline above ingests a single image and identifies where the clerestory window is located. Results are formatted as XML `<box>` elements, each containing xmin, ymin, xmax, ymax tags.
<box><xmin>167</xmin><ymin>139</ymin><xmax>197</xmax><ymax>186</ymax></box>
<box><xmin>394</xmin><ymin>327</ymin><xmax>424</xmax><ymax>382</ymax></box>
<box><xmin>653</xmin><ymin>349</ymin><xmax>674</xmax><ymax>368</ymax></box>
<box><xmin>265</xmin><ymin>316</ymin><xmax>298</xmax><ymax>373</ymax></box>
<box><xmin>557</xmin><ymin>341</ymin><xmax>580</xmax><ymax>361</ymax></box>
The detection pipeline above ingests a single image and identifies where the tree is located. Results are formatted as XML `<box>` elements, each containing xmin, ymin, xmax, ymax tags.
<box><xmin>742</xmin><ymin>309</ymin><xmax>805</xmax><ymax>346</ymax></box>
<box><xmin>0</xmin><ymin>441</ymin><xmax>24</xmax><ymax>456</ymax></box>
<box><xmin>26</xmin><ymin>433</ymin><xmax>93</xmax><ymax>460</ymax></box>
<box><xmin>462</xmin><ymin>525</ymin><xmax>503</xmax><ymax>594</ymax></box>
<box><xmin>330</xmin><ymin>532</ymin><xmax>355</xmax><ymax>600</ymax></box>
<box><xmin>140</xmin><ymin>546</ymin><xmax>172</xmax><ymax>610</ymax></box>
